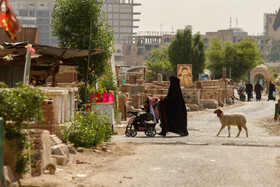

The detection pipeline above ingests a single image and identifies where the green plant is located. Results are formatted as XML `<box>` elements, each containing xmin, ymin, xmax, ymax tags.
<box><xmin>0</xmin><ymin>82</ymin><xmax>46</xmax><ymax>176</ymax></box>
<box><xmin>52</xmin><ymin>0</ymin><xmax>115</xmax><ymax>85</ymax></box>
<box><xmin>168</xmin><ymin>25</ymin><xmax>206</xmax><ymax>81</ymax></box>
<box><xmin>63</xmin><ymin>106</ymin><xmax>112</xmax><ymax>148</ymax></box>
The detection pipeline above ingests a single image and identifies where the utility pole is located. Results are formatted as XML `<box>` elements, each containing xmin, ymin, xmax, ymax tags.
<box><xmin>85</xmin><ymin>22</ymin><xmax>93</xmax><ymax>105</ymax></box>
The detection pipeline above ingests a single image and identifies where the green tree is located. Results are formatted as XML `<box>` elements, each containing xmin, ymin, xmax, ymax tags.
<box><xmin>168</xmin><ymin>26</ymin><xmax>206</xmax><ymax>81</ymax></box>
<box><xmin>206</xmin><ymin>38</ymin><xmax>263</xmax><ymax>81</ymax></box>
<box><xmin>51</xmin><ymin>0</ymin><xmax>115</xmax><ymax>84</ymax></box>
<box><xmin>145</xmin><ymin>46</ymin><xmax>173</xmax><ymax>77</ymax></box>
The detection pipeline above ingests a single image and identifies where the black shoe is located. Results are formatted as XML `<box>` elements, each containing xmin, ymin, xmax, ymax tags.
<box><xmin>180</xmin><ymin>133</ymin><xmax>188</xmax><ymax>137</ymax></box>
<box><xmin>157</xmin><ymin>132</ymin><xmax>166</xmax><ymax>136</ymax></box>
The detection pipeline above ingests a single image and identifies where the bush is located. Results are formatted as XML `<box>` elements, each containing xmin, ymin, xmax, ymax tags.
<box><xmin>0</xmin><ymin>83</ymin><xmax>46</xmax><ymax>175</ymax></box>
<box><xmin>63</xmin><ymin>107</ymin><xmax>112</xmax><ymax>148</ymax></box>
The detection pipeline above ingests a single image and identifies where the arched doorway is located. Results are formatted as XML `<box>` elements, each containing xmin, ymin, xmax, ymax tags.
<box><xmin>254</xmin><ymin>73</ymin><xmax>265</xmax><ymax>86</ymax></box>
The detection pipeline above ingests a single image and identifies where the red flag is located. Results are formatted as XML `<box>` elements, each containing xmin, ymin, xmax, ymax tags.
<box><xmin>0</xmin><ymin>0</ymin><xmax>21</xmax><ymax>41</ymax></box>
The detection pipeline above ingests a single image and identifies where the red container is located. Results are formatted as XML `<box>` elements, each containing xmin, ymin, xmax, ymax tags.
<box><xmin>91</xmin><ymin>92</ymin><xmax>102</xmax><ymax>103</ymax></box>
<box><xmin>102</xmin><ymin>91</ymin><xmax>108</xmax><ymax>102</ymax></box>
<box><xmin>108</xmin><ymin>92</ymin><xmax>114</xmax><ymax>102</ymax></box>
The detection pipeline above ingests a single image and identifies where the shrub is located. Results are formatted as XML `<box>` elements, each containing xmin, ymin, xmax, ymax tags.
<box><xmin>63</xmin><ymin>107</ymin><xmax>112</xmax><ymax>148</ymax></box>
<box><xmin>0</xmin><ymin>83</ymin><xmax>46</xmax><ymax>175</ymax></box>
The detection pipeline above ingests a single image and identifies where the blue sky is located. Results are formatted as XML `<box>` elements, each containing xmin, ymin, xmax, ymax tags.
<box><xmin>134</xmin><ymin>0</ymin><xmax>280</xmax><ymax>35</ymax></box>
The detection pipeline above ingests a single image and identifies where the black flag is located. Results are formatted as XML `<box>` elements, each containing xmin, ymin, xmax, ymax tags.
<box><xmin>273</xmin><ymin>8</ymin><xmax>280</xmax><ymax>31</ymax></box>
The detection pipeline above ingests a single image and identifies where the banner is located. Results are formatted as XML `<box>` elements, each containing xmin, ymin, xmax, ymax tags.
<box><xmin>0</xmin><ymin>0</ymin><xmax>21</xmax><ymax>41</ymax></box>
<box><xmin>199</xmin><ymin>74</ymin><xmax>209</xmax><ymax>81</ymax></box>
<box><xmin>177</xmin><ymin>64</ymin><xmax>192</xmax><ymax>86</ymax></box>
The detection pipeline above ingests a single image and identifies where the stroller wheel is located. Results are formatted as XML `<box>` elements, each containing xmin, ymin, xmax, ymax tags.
<box><xmin>147</xmin><ymin>128</ymin><xmax>156</xmax><ymax>137</ymax></box>
<box><xmin>125</xmin><ymin>130</ymin><xmax>130</xmax><ymax>137</ymax></box>
<box><xmin>130</xmin><ymin>130</ymin><xmax>137</xmax><ymax>137</ymax></box>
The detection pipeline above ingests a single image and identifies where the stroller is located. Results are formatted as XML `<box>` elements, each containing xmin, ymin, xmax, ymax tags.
<box><xmin>237</xmin><ymin>88</ymin><xmax>246</xmax><ymax>102</ymax></box>
<box><xmin>125</xmin><ymin>97</ymin><xmax>160</xmax><ymax>137</ymax></box>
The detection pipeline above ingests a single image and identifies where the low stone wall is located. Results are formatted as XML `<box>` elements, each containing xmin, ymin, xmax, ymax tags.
<box><xmin>181</xmin><ymin>89</ymin><xmax>201</xmax><ymax>105</ymax></box>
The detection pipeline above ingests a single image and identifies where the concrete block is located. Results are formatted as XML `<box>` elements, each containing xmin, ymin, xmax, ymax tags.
<box><xmin>201</xmin><ymin>99</ymin><xmax>219</xmax><ymax>109</ymax></box>
<box><xmin>51</xmin><ymin>155</ymin><xmax>67</xmax><ymax>166</ymax></box>
<box><xmin>187</xmin><ymin>104</ymin><xmax>199</xmax><ymax>111</ymax></box>
<box><xmin>51</xmin><ymin>144</ymin><xmax>69</xmax><ymax>160</ymax></box>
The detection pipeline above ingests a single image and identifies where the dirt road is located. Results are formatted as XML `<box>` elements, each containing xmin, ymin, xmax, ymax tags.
<box><xmin>19</xmin><ymin>99</ymin><xmax>280</xmax><ymax>187</ymax></box>
<box><xmin>86</xmin><ymin>99</ymin><xmax>280</xmax><ymax>187</ymax></box>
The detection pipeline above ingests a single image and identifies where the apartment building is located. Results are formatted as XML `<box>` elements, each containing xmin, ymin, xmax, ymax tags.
<box><xmin>9</xmin><ymin>0</ymin><xmax>141</xmax><ymax>46</ymax></box>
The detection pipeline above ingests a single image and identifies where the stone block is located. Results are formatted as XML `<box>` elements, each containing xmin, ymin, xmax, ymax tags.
<box><xmin>201</xmin><ymin>99</ymin><xmax>219</xmax><ymax>109</ymax></box>
<box><xmin>187</xmin><ymin>104</ymin><xmax>199</xmax><ymax>111</ymax></box>
<box><xmin>51</xmin><ymin>155</ymin><xmax>67</xmax><ymax>166</ymax></box>
<box><xmin>51</xmin><ymin>144</ymin><xmax>69</xmax><ymax>160</ymax></box>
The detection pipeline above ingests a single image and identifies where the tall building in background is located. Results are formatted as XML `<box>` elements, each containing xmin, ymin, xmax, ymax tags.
<box><xmin>102</xmin><ymin>0</ymin><xmax>141</xmax><ymax>44</ymax></box>
<box><xmin>9</xmin><ymin>0</ymin><xmax>140</xmax><ymax>46</ymax></box>
<box><xmin>10</xmin><ymin>0</ymin><xmax>55</xmax><ymax>45</ymax></box>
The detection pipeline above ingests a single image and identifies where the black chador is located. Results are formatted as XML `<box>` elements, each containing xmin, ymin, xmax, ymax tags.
<box><xmin>158</xmin><ymin>76</ymin><xmax>188</xmax><ymax>136</ymax></box>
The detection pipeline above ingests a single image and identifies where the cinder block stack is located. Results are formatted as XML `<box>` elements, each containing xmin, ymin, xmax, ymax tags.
<box><xmin>121</xmin><ymin>84</ymin><xmax>131</xmax><ymax>93</ymax></box>
<box><xmin>136</xmin><ymin>79</ymin><xmax>144</xmax><ymax>84</ymax></box>
<box><xmin>131</xmin><ymin>84</ymin><xmax>145</xmax><ymax>94</ymax></box>
<box><xmin>30</xmin><ymin>100</ymin><xmax>55</xmax><ymax>134</ymax></box>
<box><xmin>136</xmin><ymin>73</ymin><xmax>142</xmax><ymax>79</ymax></box>
<box><xmin>128</xmin><ymin>74</ymin><xmax>137</xmax><ymax>84</ymax></box>
<box><xmin>29</xmin><ymin>129</ymin><xmax>56</xmax><ymax>176</ymax></box>
<box><xmin>55</xmin><ymin>72</ymin><xmax>77</xmax><ymax>83</ymax></box>
<box><xmin>131</xmin><ymin>94</ymin><xmax>141</xmax><ymax>109</ymax></box>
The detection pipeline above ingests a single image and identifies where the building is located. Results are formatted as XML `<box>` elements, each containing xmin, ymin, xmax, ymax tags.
<box><xmin>102</xmin><ymin>0</ymin><xmax>141</xmax><ymax>44</ymax></box>
<box><xmin>264</xmin><ymin>11</ymin><xmax>280</xmax><ymax>40</ymax></box>
<box><xmin>10</xmin><ymin>0</ymin><xmax>55</xmax><ymax>46</ymax></box>
<box><xmin>9</xmin><ymin>0</ymin><xmax>141</xmax><ymax>46</ymax></box>
<box><xmin>121</xmin><ymin>32</ymin><xmax>174</xmax><ymax>67</ymax></box>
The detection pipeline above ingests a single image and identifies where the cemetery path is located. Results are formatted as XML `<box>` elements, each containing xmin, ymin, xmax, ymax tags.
<box><xmin>84</xmin><ymin>99</ymin><xmax>280</xmax><ymax>187</ymax></box>
<box><xmin>19</xmin><ymin>98</ymin><xmax>280</xmax><ymax>187</ymax></box>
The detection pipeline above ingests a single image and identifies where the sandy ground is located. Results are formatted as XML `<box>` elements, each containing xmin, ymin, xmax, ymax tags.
<box><xmin>11</xmin><ymin>142</ymin><xmax>140</xmax><ymax>187</ymax></box>
<box><xmin>9</xmin><ymin>100</ymin><xmax>280</xmax><ymax>187</ymax></box>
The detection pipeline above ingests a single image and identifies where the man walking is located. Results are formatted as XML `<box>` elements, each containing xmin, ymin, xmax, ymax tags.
<box><xmin>246</xmin><ymin>81</ymin><xmax>253</xmax><ymax>102</ymax></box>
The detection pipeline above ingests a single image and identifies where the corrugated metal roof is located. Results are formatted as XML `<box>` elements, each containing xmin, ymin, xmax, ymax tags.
<box><xmin>0</xmin><ymin>42</ymin><xmax>104</xmax><ymax>59</ymax></box>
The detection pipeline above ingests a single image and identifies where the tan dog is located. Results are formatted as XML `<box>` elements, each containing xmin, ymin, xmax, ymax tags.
<box><xmin>214</xmin><ymin>109</ymin><xmax>248</xmax><ymax>137</ymax></box>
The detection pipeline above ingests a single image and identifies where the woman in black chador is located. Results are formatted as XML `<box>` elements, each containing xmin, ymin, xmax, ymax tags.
<box><xmin>254</xmin><ymin>81</ymin><xmax>263</xmax><ymax>101</ymax></box>
<box><xmin>268</xmin><ymin>81</ymin><xmax>276</xmax><ymax>101</ymax></box>
<box><xmin>158</xmin><ymin>76</ymin><xmax>188</xmax><ymax>137</ymax></box>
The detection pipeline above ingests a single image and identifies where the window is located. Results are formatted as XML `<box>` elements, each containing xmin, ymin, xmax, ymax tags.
<box><xmin>37</xmin><ymin>11</ymin><xmax>49</xmax><ymax>17</ymax></box>
<box><xmin>38</xmin><ymin>25</ymin><xmax>50</xmax><ymax>31</ymax></box>
<box><xmin>19</xmin><ymin>10</ymin><xmax>28</xmax><ymax>16</ymax></box>
<box><xmin>120</xmin><ymin>20</ymin><xmax>131</xmax><ymax>26</ymax></box>
<box><xmin>120</xmin><ymin>14</ymin><xmax>132</xmax><ymax>19</ymax></box>
<box><xmin>113</xmin><ymin>14</ymin><xmax>119</xmax><ymax>19</ymax></box>
<box><xmin>40</xmin><ymin>32</ymin><xmax>49</xmax><ymax>38</ymax></box>
<box><xmin>37</xmin><ymin>19</ymin><xmax>49</xmax><ymax>24</ymax></box>
<box><xmin>120</xmin><ymin>6</ymin><xmax>131</xmax><ymax>13</ymax></box>
<box><xmin>40</xmin><ymin>39</ymin><xmax>49</xmax><ymax>45</ymax></box>
<box><xmin>29</xmin><ymin>11</ymin><xmax>35</xmax><ymax>17</ymax></box>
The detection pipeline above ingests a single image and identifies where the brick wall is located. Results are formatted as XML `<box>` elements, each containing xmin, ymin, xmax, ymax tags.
<box><xmin>29</xmin><ymin>100</ymin><xmax>55</xmax><ymax>134</ymax></box>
